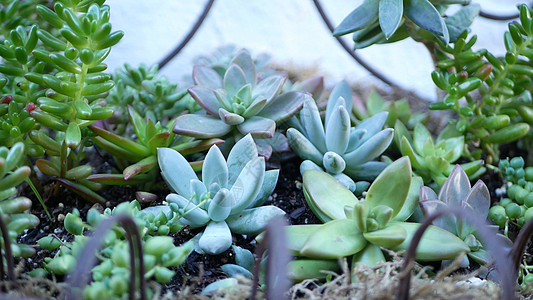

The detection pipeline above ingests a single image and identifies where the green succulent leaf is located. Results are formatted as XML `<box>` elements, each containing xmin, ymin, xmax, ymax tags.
<box><xmin>333</xmin><ymin>0</ymin><xmax>379</xmax><ymax>36</ymax></box>
<box><xmin>299</xmin><ymin>97</ymin><xmax>326</xmax><ymax>153</ymax></box>
<box><xmin>325</xmin><ymin>80</ymin><xmax>353</xmax><ymax>125</ymax></box>
<box><xmin>229</xmin><ymin>157</ymin><xmax>265</xmax><ymax>214</ymax></box>
<box><xmin>202</xmin><ymin>145</ymin><xmax>228</xmax><ymax>190</ymax></box>
<box><xmin>287</xmin><ymin>128</ymin><xmax>324</xmax><ymax>166</ymax></box>
<box><xmin>445</xmin><ymin>4</ymin><xmax>480</xmax><ymax>43</ymax></box>
<box><xmin>352</xmin><ymin>243</ymin><xmax>386</xmax><ymax>267</ymax></box>
<box><xmin>404</xmin><ymin>0</ymin><xmax>448</xmax><ymax>43</ymax></box>
<box><xmin>363</xmin><ymin>222</ymin><xmax>407</xmax><ymax>248</ymax></box>
<box><xmin>198</xmin><ymin>221</ymin><xmax>233</xmax><ymax>255</ymax></box>
<box><xmin>325</xmin><ymin>98</ymin><xmax>351</xmax><ymax>154</ymax></box>
<box><xmin>283</xmin><ymin>224</ymin><xmax>323</xmax><ymax>254</ymax></box>
<box><xmin>208</xmin><ymin>188</ymin><xmax>233</xmax><ymax>222</ymax></box>
<box><xmin>287</xmin><ymin>259</ymin><xmax>341</xmax><ymax>282</ymax></box>
<box><xmin>379</xmin><ymin>0</ymin><xmax>403</xmax><ymax>39</ymax></box>
<box><xmin>394</xmin><ymin>176</ymin><xmax>424</xmax><ymax>222</ymax></box>
<box><xmin>300</xmin><ymin>219</ymin><xmax>366</xmax><ymax>259</ymax></box>
<box><xmin>158</xmin><ymin>148</ymin><xmax>198</xmax><ymax>199</ymax></box>
<box><xmin>303</xmin><ymin>170</ymin><xmax>358</xmax><ymax>222</ymax></box>
<box><xmin>390</xmin><ymin>222</ymin><xmax>470</xmax><ymax>261</ymax></box>
<box><xmin>343</xmin><ymin>128</ymin><xmax>394</xmax><ymax>166</ymax></box>
<box><xmin>226</xmin><ymin>205</ymin><xmax>285</xmax><ymax>235</ymax></box>
<box><xmin>174</xmin><ymin>114</ymin><xmax>232</xmax><ymax>139</ymax></box>
<box><xmin>365</xmin><ymin>157</ymin><xmax>411</xmax><ymax>217</ymax></box>
<box><xmin>227</xmin><ymin>134</ymin><xmax>258</xmax><ymax>185</ymax></box>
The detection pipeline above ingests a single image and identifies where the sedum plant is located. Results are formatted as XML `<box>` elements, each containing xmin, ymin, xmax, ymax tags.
<box><xmin>157</xmin><ymin>134</ymin><xmax>285</xmax><ymax>255</ymax></box>
<box><xmin>174</xmin><ymin>49</ymin><xmax>309</xmax><ymax>157</ymax></box>
<box><xmin>334</xmin><ymin>0</ymin><xmax>479</xmax><ymax>49</ymax></box>
<box><xmin>40</xmin><ymin>201</ymin><xmax>193</xmax><ymax>299</ymax></box>
<box><xmin>287</xmin><ymin>80</ymin><xmax>393</xmax><ymax>193</ymax></box>
<box><xmin>0</xmin><ymin>142</ymin><xmax>39</xmax><ymax>258</ymax></box>
<box><xmin>283</xmin><ymin>157</ymin><xmax>468</xmax><ymax>281</ymax></box>
<box><xmin>395</xmin><ymin>120</ymin><xmax>484</xmax><ymax>186</ymax></box>
<box><xmin>419</xmin><ymin>165</ymin><xmax>512</xmax><ymax>268</ymax></box>
<box><xmin>429</xmin><ymin>5</ymin><xmax>533</xmax><ymax>164</ymax></box>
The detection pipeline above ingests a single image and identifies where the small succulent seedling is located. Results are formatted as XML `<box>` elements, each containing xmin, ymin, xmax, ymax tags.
<box><xmin>395</xmin><ymin>120</ymin><xmax>485</xmax><ymax>186</ymax></box>
<box><xmin>174</xmin><ymin>49</ymin><xmax>309</xmax><ymax>157</ymax></box>
<box><xmin>282</xmin><ymin>157</ymin><xmax>468</xmax><ymax>281</ymax></box>
<box><xmin>158</xmin><ymin>134</ymin><xmax>285</xmax><ymax>254</ymax></box>
<box><xmin>287</xmin><ymin>80</ymin><xmax>393</xmax><ymax>192</ymax></box>
<box><xmin>420</xmin><ymin>165</ymin><xmax>512</xmax><ymax>268</ymax></box>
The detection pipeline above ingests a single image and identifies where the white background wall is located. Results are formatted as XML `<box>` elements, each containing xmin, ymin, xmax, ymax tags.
<box><xmin>105</xmin><ymin>0</ymin><xmax>525</xmax><ymax>101</ymax></box>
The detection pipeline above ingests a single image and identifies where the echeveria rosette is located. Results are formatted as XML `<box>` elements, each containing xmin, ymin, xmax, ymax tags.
<box><xmin>158</xmin><ymin>134</ymin><xmax>284</xmax><ymax>255</ymax></box>
<box><xmin>174</xmin><ymin>49</ymin><xmax>309</xmax><ymax>157</ymax></box>
<box><xmin>419</xmin><ymin>165</ymin><xmax>512</xmax><ymax>268</ymax></box>
<box><xmin>287</xmin><ymin>80</ymin><xmax>393</xmax><ymax>192</ymax></box>
<box><xmin>395</xmin><ymin>120</ymin><xmax>485</xmax><ymax>186</ymax></box>
<box><xmin>282</xmin><ymin>157</ymin><xmax>469</xmax><ymax>281</ymax></box>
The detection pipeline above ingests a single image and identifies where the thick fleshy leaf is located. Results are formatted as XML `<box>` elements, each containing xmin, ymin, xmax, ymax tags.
<box><xmin>333</xmin><ymin>173</ymin><xmax>356</xmax><ymax>192</ymax></box>
<box><xmin>242</xmin><ymin>96</ymin><xmax>268</xmax><ymax>118</ymax></box>
<box><xmin>287</xmin><ymin>259</ymin><xmax>340</xmax><ymax>282</ymax></box>
<box><xmin>352</xmin><ymin>243</ymin><xmax>385</xmax><ymax>267</ymax></box>
<box><xmin>299</xmin><ymin>97</ymin><xmax>326</xmax><ymax>153</ymax></box>
<box><xmin>333</xmin><ymin>0</ymin><xmax>379</xmax><ymax>36</ymax></box>
<box><xmin>227</xmin><ymin>134</ymin><xmax>258</xmax><ymax>185</ymax></box>
<box><xmin>326</xmin><ymin>81</ymin><xmax>353</xmax><ymax>126</ymax></box>
<box><xmin>188</xmin><ymin>86</ymin><xmax>223</xmax><ymax>116</ymax></box>
<box><xmin>219</xmin><ymin>108</ymin><xmax>245</xmax><ymax>125</ymax></box>
<box><xmin>345</xmin><ymin>128</ymin><xmax>366</xmax><ymax>152</ymax></box>
<box><xmin>300</xmin><ymin>219</ymin><xmax>366</xmax><ymax>259</ymax></box>
<box><xmin>233</xmin><ymin>245</ymin><xmax>255</xmax><ymax>271</ymax></box>
<box><xmin>291</xmin><ymin>76</ymin><xmax>324</xmax><ymax>99</ymax></box>
<box><xmin>363</xmin><ymin>222</ymin><xmax>407</xmax><ymax>248</ymax></box>
<box><xmin>287</xmin><ymin>128</ymin><xmax>324</xmax><ymax>166</ymax></box>
<box><xmin>146</xmin><ymin>132</ymin><xmax>171</xmax><ymax>153</ymax></box>
<box><xmin>237</xmin><ymin>116</ymin><xmax>275</xmax><ymax>139</ymax></box>
<box><xmin>394</xmin><ymin>176</ymin><xmax>424</xmax><ymax>222</ymax></box>
<box><xmin>166</xmin><ymin>193</ymin><xmax>209</xmax><ymax>227</ymax></box>
<box><xmin>221</xmin><ymin>264</ymin><xmax>253</xmax><ymax>278</ymax></box>
<box><xmin>128</xmin><ymin>106</ymin><xmax>146</xmax><ymax>143</ymax></box>
<box><xmin>325</xmin><ymin>100</ymin><xmax>351</xmax><ymax>154</ymax></box>
<box><xmin>227</xmin><ymin>205</ymin><xmax>285</xmax><ymax>235</ymax></box>
<box><xmin>419</xmin><ymin>199</ymin><xmax>456</xmax><ymax>233</ymax></box>
<box><xmin>419</xmin><ymin>185</ymin><xmax>437</xmax><ymax>201</ymax></box>
<box><xmin>391</xmin><ymin>222</ymin><xmax>470</xmax><ymax>261</ymax></box>
<box><xmin>224</xmin><ymin>64</ymin><xmax>247</xmax><ymax>98</ymax></box>
<box><xmin>158</xmin><ymin>148</ymin><xmax>198</xmax><ymax>199</ymax></box>
<box><xmin>440</xmin><ymin>165</ymin><xmax>471</xmax><ymax>207</ymax></box>
<box><xmin>439</xmin><ymin>136</ymin><xmax>464</xmax><ymax>163</ymax></box>
<box><xmin>202</xmin><ymin>145</ymin><xmax>228</xmax><ymax>190</ymax></box>
<box><xmin>465</xmin><ymin>180</ymin><xmax>490</xmax><ymax>217</ymax></box>
<box><xmin>445</xmin><ymin>4</ymin><xmax>480</xmax><ymax>43</ymax></box>
<box><xmin>344</xmin><ymin>161</ymin><xmax>388</xmax><ymax>181</ymax></box>
<box><xmin>229</xmin><ymin>157</ymin><xmax>265</xmax><ymax>214</ymax></box>
<box><xmin>343</xmin><ymin>128</ymin><xmax>393</xmax><ymax>166</ymax></box>
<box><xmin>174</xmin><ymin>114</ymin><xmax>232</xmax><ymax>138</ymax></box>
<box><xmin>413</xmin><ymin>123</ymin><xmax>432</xmax><ymax>155</ymax></box>
<box><xmin>201</xmin><ymin>278</ymin><xmax>238</xmax><ymax>294</ymax></box>
<box><xmin>249</xmin><ymin>169</ymin><xmax>279</xmax><ymax>207</ymax></box>
<box><xmin>379</xmin><ymin>0</ymin><xmax>403</xmax><ymax>39</ymax></box>
<box><xmin>365</xmin><ymin>157</ymin><xmax>411</xmax><ymax>217</ymax></box>
<box><xmin>303</xmin><ymin>170</ymin><xmax>358</xmax><ymax>222</ymax></box>
<box><xmin>322</xmin><ymin>151</ymin><xmax>346</xmax><ymax>175</ymax></box>
<box><xmin>230</xmin><ymin>49</ymin><xmax>256</xmax><ymax>86</ymax></box>
<box><xmin>283</xmin><ymin>225</ymin><xmax>322</xmax><ymax>254</ymax></box>
<box><xmin>208</xmin><ymin>188</ymin><xmax>233</xmax><ymax>222</ymax></box>
<box><xmin>123</xmin><ymin>155</ymin><xmax>157</xmax><ymax>180</ymax></box>
<box><xmin>258</xmin><ymin>91</ymin><xmax>307</xmax><ymax>122</ymax></box>
<box><xmin>356</xmin><ymin>112</ymin><xmax>389</xmax><ymax>143</ymax></box>
<box><xmin>198</xmin><ymin>221</ymin><xmax>233</xmax><ymax>255</ymax></box>
<box><xmin>399</xmin><ymin>136</ymin><xmax>424</xmax><ymax>170</ymax></box>
<box><xmin>404</xmin><ymin>0</ymin><xmax>448</xmax><ymax>42</ymax></box>
<box><xmin>192</xmin><ymin>65</ymin><xmax>223</xmax><ymax>89</ymax></box>
<box><xmin>251</xmin><ymin>75</ymin><xmax>285</xmax><ymax>104</ymax></box>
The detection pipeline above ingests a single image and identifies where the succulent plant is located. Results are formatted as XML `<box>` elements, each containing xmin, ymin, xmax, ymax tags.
<box><xmin>0</xmin><ymin>142</ymin><xmax>39</xmax><ymax>258</ymax></box>
<box><xmin>40</xmin><ymin>200</ymin><xmax>192</xmax><ymax>299</ymax></box>
<box><xmin>87</xmin><ymin>105</ymin><xmax>222</xmax><ymax>188</ymax></box>
<box><xmin>334</xmin><ymin>0</ymin><xmax>480</xmax><ymax>49</ymax></box>
<box><xmin>420</xmin><ymin>165</ymin><xmax>512</xmax><ymax>268</ymax></box>
<box><xmin>282</xmin><ymin>157</ymin><xmax>469</xmax><ymax>281</ymax></box>
<box><xmin>395</xmin><ymin>120</ymin><xmax>485</xmax><ymax>186</ymax></box>
<box><xmin>174</xmin><ymin>49</ymin><xmax>310</xmax><ymax>157</ymax></box>
<box><xmin>157</xmin><ymin>134</ymin><xmax>285</xmax><ymax>255</ymax></box>
<box><xmin>287</xmin><ymin>80</ymin><xmax>393</xmax><ymax>192</ymax></box>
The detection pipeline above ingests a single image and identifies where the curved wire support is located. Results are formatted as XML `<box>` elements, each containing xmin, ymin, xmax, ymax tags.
<box><xmin>0</xmin><ymin>213</ymin><xmax>15</xmax><ymax>281</ymax></box>
<box><xmin>66</xmin><ymin>215</ymin><xmax>146</xmax><ymax>300</ymax></box>
<box><xmin>479</xmin><ymin>10</ymin><xmax>519</xmax><ymax>21</ymax></box>
<box><xmin>157</xmin><ymin>0</ymin><xmax>215</xmax><ymax>70</ymax></box>
<box><xmin>510</xmin><ymin>217</ymin><xmax>533</xmax><ymax>279</ymax></box>
<box><xmin>311</xmin><ymin>0</ymin><xmax>398</xmax><ymax>88</ymax></box>
<box><xmin>395</xmin><ymin>207</ymin><xmax>515</xmax><ymax>300</ymax></box>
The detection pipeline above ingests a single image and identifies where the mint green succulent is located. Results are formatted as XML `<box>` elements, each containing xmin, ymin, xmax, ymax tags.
<box><xmin>395</xmin><ymin>120</ymin><xmax>485</xmax><ymax>186</ymax></box>
<box><xmin>419</xmin><ymin>165</ymin><xmax>512</xmax><ymax>268</ymax></box>
<box><xmin>174</xmin><ymin>49</ymin><xmax>309</xmax><ymax>157</ymax></box>
<box><xmin>158</xmin><ymin>134</ymin><xmax>285</xmax><ymax>255</ymax></box>
<box><xmin>287</xmin><ymin>80</ymin><xmax>393</xmax><ymax>192</ymax></box>
<box><xmin>283</xmin><ymin>157</ymin><xmax>469</xmax><ymax>281</ymax></box>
